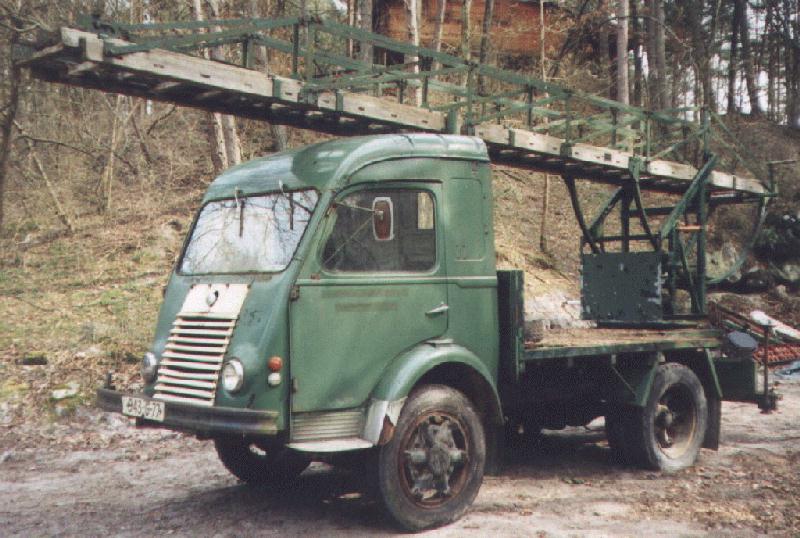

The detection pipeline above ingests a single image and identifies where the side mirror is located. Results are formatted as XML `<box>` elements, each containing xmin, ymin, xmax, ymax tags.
<box><xmin>372</xmin><ymin>197</ymin><xmax>394</xmax><ymax>241</ymax></box>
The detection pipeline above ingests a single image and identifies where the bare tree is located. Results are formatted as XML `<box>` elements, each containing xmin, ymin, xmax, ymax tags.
<box><xmin>737</xmin><ymin>0</ymin><xmax>762</xmax><ymax>116</ymax></box>
<box><xmin>0</xmin><ymin>39</ymin><xmax>19</xmax><ymax>228</ymax></box>
<box><xmin>192</xmin><ymin>0</ymin><xmax>230</xmax><ymax>172</ymax></box>
<box><xmin>478</xmin><ymin>0</ymin><xmax>495</xmax><ymax>94</ymax></box>
<box><xmin>460</xmin><ymin>0</ymin><xmax>472</xmax><ymax>86</ymax></box>
<box><xmin>616</xmin><ymin>0</ymin><xmax>629</xmax><ymax>104</ymax></box>
<box><xmin>727</xmin><ymin>0</ymin><xmax>741</xmax><ymax>113</ymax></box>
<box><xmin>206</xmin><ymin>0</ymin><xmax>241</xmax><ymax>167</ymax></box>
<box><xmin>357</xmin><ymin>0</ymin><xmax>373</xmax><ymax>64</ymax></box>
<box><xmin>431</xmin><ymin>0</ymin><xmax>447</xmax><ymax>73</ymax></box>
<box><xmin>402</xmin><ymin>0</ymin><xmax>422</xmax><ymax>105</ymax></box>
<box><xmin>646</xmin><ymin>0</ymin><xmax>667</xmax><ymax>110</ymax></box>
<box><xmin>248</xmin><ymin>0</ymin><xmax>288</xmax><ymax>151</ymax></box>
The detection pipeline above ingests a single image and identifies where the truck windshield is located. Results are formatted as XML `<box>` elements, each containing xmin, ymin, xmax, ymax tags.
<box><xmin>181</xmin><ymin>189</ymin><xmax>319</xmax><ymax>274</ymax></box>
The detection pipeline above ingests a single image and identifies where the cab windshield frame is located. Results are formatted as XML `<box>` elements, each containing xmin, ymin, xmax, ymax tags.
<box><xmin>177</xmin><ymin>188</ymin><xmax>320</xmax><ymax>276</ymax></box>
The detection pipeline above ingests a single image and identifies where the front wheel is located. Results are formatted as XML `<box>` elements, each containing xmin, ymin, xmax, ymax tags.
<box><xmin>214</xmin><ymin>437</ymin><xmax>310</xmax><ymax>486</ymax></box>
<box><xmin>377</xmin><ymin>385</ymin><xmax>486</xmax><ymax>531</ymax></box>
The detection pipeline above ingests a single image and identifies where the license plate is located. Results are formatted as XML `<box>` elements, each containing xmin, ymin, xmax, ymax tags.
<box><xmin>121</xmin><ymin>396</ymin><xmax>165</xmax><ymax>422</ymax></box>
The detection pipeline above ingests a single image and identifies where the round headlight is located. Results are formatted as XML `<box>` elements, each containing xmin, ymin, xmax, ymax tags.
<box><xmin>141</xmin><ymin>352</ymin><xmax>158</xmax><ymax>384</ymax></box>
<box><xmin>221</xmin><ymin>359</ymin><xmax>244</xmax><ymax>393</ymax></box>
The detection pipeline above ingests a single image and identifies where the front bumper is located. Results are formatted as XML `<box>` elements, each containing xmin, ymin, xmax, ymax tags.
<box><xmin>96</xmin><ymin>388</ymin><xmax>280</xmax><ymax>436</ymax></box>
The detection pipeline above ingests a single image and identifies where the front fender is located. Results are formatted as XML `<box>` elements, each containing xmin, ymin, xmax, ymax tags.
<box><xmin>373</xmin><ymin>342</ymin><xmax>498</xmax><ymax>402</ymax></box>
<box><xmin>362</xmin><ymin>342</ymin><xmax>502</xmax><ymax>445</ymax></box>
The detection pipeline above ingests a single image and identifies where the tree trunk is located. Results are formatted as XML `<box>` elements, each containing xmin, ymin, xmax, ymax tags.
<box><xmin>765</xmin><ymin>0</ymin><xmax>777</xmax><ymax>120</ymax></box>
<box><xmin>631</xmin><ymin>0</ymin><xmax>643</xmax><ymax>107</ymax></box>
<box><xmin>652</xmin><ymin>0</ymin><xmax>667</xmax><ymax>110</ymax></box>
<box><xmin>357</xmin><ymin>0</ymin><xmax>373</xmax><ymax>64</ymax></box>
<box><xmin>192</xmin><ymin>0</ymin><xmax>229</xmax><ymax>173</ymax></box>
<box><xmin>0</xmin><ymin>33</ymin><xmax>21</xmax><ymax>229</ymax></box>
<box><xmin>248</xmin><ymin>0</ymin><xmax>288</xmax><ymax>151</ymax></box>
<box><xmin>103</xmin><ymin>95</ymin><xmax>124</xmax><ymax>212</ymax></box>
<box><xmin>727</xmin><ymin>0</ymin><xmax>741</xmax><ymax>114</ymax></box>
<box><xmin>403</xmin><ymin>0</ymin><xmax>422</xmax><ymax>105</ymax></box>
<box><xmin>431</xmin><ymin>0</ymin><xmax>447</xmax><ymax>73</ymax></box>
<box><xmin>207</xmin><ymin>0</ymin><xmax>242</xmax><ymax>167</ymax></box>
<box><xmin>616</xmin><ymin>0</ymin><xmax>630</xmax><ymax>104</ymax></box>
<box><xmin>644</xmin><ymin>0</ymin><xmax>657</xmax><ymax>108</ymax></box>
<box><xmin>737</xmin><ymin>0</ymin><xmax>762</xmax><ymax>116</ymax></box>
<box><xmin>598</xmin><ymin>18</ymin><xmax>614</xmax><ymax>100</ymax></box>
<box><xmin>460</xmin><ymin>0</ymin><xmax>472</xmax><ymax>86</ymax></box>
<box><xmin>478</xmin><ymin>0</ymin><xmax>495</xmax><ymax>94</ymax></box>
<box><xmin>686</xmin><ymin>0</ymin><xmax>713</xmax><ymax>110</ymax></box>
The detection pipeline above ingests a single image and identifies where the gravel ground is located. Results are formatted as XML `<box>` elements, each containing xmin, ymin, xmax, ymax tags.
<box><xmin>1</xmin><ymin>380</ymin><xmax>798</xmax><ymax>537</ymax></box>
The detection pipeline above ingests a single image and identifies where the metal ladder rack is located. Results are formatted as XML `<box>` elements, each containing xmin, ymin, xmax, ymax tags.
<box><xmin>14</xmin><ymin>14</ymin><xmax>774</xmax><ymax>324</ymax></box>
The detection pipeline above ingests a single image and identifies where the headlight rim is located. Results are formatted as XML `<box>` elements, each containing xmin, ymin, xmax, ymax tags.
<box><xmin>221</xmin><ymin>359</ymin><xmax>245</xmax><ymax>393</ymax></box>
<box><xmin>141</xmin><ymin>351</ymin><xmax>158</xmax><ymax>384</ymax></box>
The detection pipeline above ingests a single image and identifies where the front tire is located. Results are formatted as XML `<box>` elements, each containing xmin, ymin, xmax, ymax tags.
<box><xmin>377</xmin><ymin>385</ymin><xmax>486</xmax><ymax>531</ymax></box>
<box><xmin>214</xmin><ymin>437</ymin><xmax>310</xmax><ymax>486</ymax></box>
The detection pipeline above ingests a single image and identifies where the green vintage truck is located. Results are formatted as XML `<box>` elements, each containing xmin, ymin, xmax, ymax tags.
<box><xmin>98</xmin><ymin>134</ymin><xmax>773</xmax><ymax>530</ymax></box>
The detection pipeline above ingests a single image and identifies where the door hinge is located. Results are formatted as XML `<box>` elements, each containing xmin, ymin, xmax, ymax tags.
<box><xmin>290</xmin><ymin>285</ymin><xmax>300</xmax><ymax>301</ymax></box>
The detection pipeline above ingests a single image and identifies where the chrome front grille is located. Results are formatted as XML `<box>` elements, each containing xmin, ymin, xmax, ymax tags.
<box><xmin>153</xmin><ymin>313</ymin><xmax>237</xmax><ymax>406</ymax></box>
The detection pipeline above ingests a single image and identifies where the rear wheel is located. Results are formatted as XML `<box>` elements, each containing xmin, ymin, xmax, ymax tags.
<box><xmin>377</xmin><ymin>385</ymin><xmax>486</xmax><ymax>531</ymax></box>
<box><xmin>214</xmin><ymin>437</ymin><xmax>310</xmax><ymax>486</ymax></box>
<box><xmin>625</xmin><ymin>363</ymin><xmax>708</xmax><ymax>472</ymax></box>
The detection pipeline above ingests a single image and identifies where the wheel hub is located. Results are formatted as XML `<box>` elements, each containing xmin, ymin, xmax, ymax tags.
<box><xmin>400</xmin><ymin>414</ymin><xmax>468</xmax><ymax>505</ymax></box>
<box><xmin>654</xmin><ymin>385</ymin><xmax>697</xmax><ymax>458</ymax></box>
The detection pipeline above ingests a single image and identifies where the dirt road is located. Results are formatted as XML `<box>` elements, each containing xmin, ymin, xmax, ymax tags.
<box><xmin>1</xmin><ymin>380</ymin><xmax>798</xmax><ymax>537</ymax></box>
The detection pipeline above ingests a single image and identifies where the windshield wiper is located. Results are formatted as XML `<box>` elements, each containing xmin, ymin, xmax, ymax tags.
<box><xmin>235</xmin><ymin>188</ymin><xmax>245</xmax><ymax>237</ymax></box>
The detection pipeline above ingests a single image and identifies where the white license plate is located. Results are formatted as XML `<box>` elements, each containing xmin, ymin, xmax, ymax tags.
<box><xmin>121</xmin><ymin>396</ymin><xmax>165</xmax><ymax>422</ymax></box>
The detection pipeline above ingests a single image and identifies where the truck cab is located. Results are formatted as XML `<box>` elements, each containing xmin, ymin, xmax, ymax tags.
<box><xmin>100</xmin><ymin>134</ymin><xmax>503</xmax><ymax>529</ymax></box>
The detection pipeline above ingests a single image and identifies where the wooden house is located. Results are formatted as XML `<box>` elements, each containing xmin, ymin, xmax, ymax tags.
<box><xmin>375</xmin><ymin>0</ymin><xmax>561</xmax><ymax>59</ymax></box>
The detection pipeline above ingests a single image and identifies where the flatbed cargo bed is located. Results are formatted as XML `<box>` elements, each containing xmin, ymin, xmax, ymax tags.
<box><xmin>523</xmin><ymin>327</ymin><xmax>724</xmax><ymax>361</ymax></box>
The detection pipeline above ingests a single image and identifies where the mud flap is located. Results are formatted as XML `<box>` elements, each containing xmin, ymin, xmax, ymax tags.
<box><xmin>703</xmin><ymin>396</ymin><xmax>721</xmax><ymax>450</ymax></box>
<box><xmin>484</xmin><ymin>423</ymin><xmax>503</xmax><ymax>476</ymax></box>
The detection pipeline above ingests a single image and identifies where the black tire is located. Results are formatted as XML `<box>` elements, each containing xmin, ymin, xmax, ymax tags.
<box><xmin>377</xmin><ymin>385</ymin><xmax>486</xmax><ymax>531</ymax></box>
<box><xmin>627</xmin><ymin>363</ymin><xmax>708</xmax><ymax>472</ymax></box>
<box><xmin>214</xmin><ymin>437</ymin><xmax>311</xmax><ymax>486</ymax></box>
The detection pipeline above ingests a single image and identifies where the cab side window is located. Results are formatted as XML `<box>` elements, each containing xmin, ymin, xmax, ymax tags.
<box><xmin>322</xmin><ymin>189</ymin><xmax>436</xmax><ymax>272</ymax></box>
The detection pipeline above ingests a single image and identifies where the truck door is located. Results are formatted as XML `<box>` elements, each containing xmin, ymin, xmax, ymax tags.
<box><xmin>290</xmin><ymin>184</ymin><xmax>447</xmax><ymax>413</ymax></box>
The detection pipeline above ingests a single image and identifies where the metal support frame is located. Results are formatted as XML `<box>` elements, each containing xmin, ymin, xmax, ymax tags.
<box><xmin>18</xmin><ymin>14</ymin><xmax>775</xmax><ymax>326</ymax></box>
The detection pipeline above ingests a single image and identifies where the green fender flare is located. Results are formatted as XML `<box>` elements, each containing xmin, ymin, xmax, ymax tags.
<box><xmin>370</xmin><ymin>342</ymin><xmax>503</xmax><ymax>423</ymax></box>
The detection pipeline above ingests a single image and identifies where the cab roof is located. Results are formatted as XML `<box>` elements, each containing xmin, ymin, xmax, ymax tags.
<box><xmin>203</xmin><ymin>134</ymin><xmax>488</xmax><ymax>202</ymax></box>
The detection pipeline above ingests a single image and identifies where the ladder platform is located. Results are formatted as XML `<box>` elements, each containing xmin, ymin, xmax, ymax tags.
<box><xmin>17</xmin><ymin>26</ymin><xmax>766</xmax><ymax>196</ymax></box>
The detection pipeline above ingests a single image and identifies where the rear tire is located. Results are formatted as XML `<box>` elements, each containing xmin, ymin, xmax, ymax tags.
<box><xmin>626</xmin><ymin>363</ymin><xmax>708</xmax><ymax>472</ymax></box>
<box><xmin>214</xmin><ymin>437</ymin><xmax>310</xmax><ymax>486</ymax></box>
<box><xmin>377</xmin><ymin>385</ymin><xmax>486</xmax><ymax>531</ymax></box>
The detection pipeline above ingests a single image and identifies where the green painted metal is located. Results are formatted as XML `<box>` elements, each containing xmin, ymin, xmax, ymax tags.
<box><xmin>581</xmin><ymin>251</ymin><xmax>663</xmax><ymax>322</ymax></box>
<box><xmin>370</xmin><ymin>342</ymin><xmax>501</xmax><ymax>413</ymax></box>
<box><xmin>111</xmin><ymin>131</ymin><xmax>769</xmax><ymax>448</ymax></box>
<box><xmin>203</xmin><ymin>134</ymin><xmax>488</xmax><ymax>203</ymax></box>
<box><xmin>72</xmin><ymin>13</ymin><xmax>771</xmax><ymax>192</ymax></box>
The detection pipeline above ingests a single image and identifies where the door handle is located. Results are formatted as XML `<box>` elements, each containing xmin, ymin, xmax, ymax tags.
<box><xmin>426</xmin><ymin>303</ymin><xmax>449</xmax><ymax>316</ymax></box>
